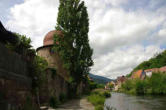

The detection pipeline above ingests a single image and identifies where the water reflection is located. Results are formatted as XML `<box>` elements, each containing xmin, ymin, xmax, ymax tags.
<box><xmin>105</xmin><ymin>92</ymin><xmax>166</xmax><ymax>110</ymax></box>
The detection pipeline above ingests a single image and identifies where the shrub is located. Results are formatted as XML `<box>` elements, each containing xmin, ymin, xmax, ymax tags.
<box><xmin>89</xmin><ymin>81</ymin><xmax>98</xmax><ymax>90</ymax></box>
<box><xmin>135</xmin><ymin>79</ymin><xmax>147</xmax><ymax>94</ymax></box>
<box><xmin>149</xmin><ymin>73</ymin><xmax>166</xmax><ymax>94</ymax></box>
<box><xmin>121</xmin><ymin>79</ymin><xmax>134</xmax><ymax>91</ymax></box>
<box><xmin>87</xmin><ymin>94</ymin><xmax>105</xmax><ymax>106</ymax></box>
<box><xmin>87</xmin><ymin>89</ymin><xmax>111</xmax><ymax>110</ymax></box>
<box><xmin>95</xmin><ymin>105</ymin><xmax>104</xmax><ymax>110</ymax></box>
<box><xmin>96</xmin><ymin>84</ymin><xmax>105</xmax><ymax>89</ymax></box>
<box><xmin>59</xmin><ymin>93</ymin><xmax>67</xmax><ymax>103</ymax></box>
<box><xmin>22</xmin><ymin>96</ymin><xmax>36</xmax><ymax>110</ymax></box>
<box><xmin>49</xmin><ymin>96</ymin><xmax>59</xmax><ymax>108</ymax></box>
<box><xmin>103</xmin><ymin>91</ymin><xmax>111</xmax><ymax>98</ymax></box>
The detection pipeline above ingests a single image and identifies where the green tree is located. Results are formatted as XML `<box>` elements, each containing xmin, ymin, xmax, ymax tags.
<box><xmin>6</xmin><ymin>33</ymin><xmax>34</xmax><ymax>57</ymax></box>
<box><xmin>54</xmin><ymin>0</ymin><xmax>93</xmax><ymax>85</ymax></box>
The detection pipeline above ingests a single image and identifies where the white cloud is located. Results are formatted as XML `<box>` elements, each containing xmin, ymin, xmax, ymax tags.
<box><xmin>89</xmin><ymin>8</ymin><xmax>164</xmax><ymax>58</ymax></box>
<box><xmin>158</xmin><ymin>29</ymin><xmax>166</xmax><ymax>37</ymax></box>
<box><xmin>7</xmin><ymin>0</ymin><xmax>59</xmax><ymax>48</ymax></box>
<box><xmin>91</xmin><ymin>45</ymin><xmax>163</xmax><ymax>79</ymax></box>
<box><xmin>105</xmin><ymin>0</ymin><xmax>129</xmax><ymax>6</ymax></box>
<box><xmin>5</xmin><ymin>0</ymin><xmax>166</xmax><ymax>79</ymax></box>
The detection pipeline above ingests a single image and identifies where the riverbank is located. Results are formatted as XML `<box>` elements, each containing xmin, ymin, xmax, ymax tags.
<box><xmin>87</xmin><ymin>89</ymin><xmax>111</xmax><ymax>110</ymax></box>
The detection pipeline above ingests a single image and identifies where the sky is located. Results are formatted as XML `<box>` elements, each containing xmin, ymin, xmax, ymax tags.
<box><xmin>1</xmin><ymin>0</ymin><xmax>166</xmax><ymax>79</ymax></box>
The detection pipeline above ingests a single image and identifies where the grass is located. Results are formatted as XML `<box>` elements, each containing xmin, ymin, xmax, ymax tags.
<box><xmin>87</xmin><ymin>89</ymin><xmax>111</xmax><ymax>110</ymax></box>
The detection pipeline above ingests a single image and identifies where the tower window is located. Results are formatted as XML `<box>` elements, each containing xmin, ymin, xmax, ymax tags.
<box><xmin>50</xmin><ymin>48</ymin><xmax>54</xmax><ymax>54</ymax></box>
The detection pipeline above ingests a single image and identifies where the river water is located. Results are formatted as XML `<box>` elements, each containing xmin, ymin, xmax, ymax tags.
<box><xmin>104</xmin><ymin>92</ymin><xmax>166</xmax><ymax>110</ymax></box>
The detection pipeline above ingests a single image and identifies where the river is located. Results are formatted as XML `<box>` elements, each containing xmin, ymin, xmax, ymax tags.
<box><xmin>104</xmin><ymin>92</ymin><xmax>166</xmax><ymax>110</ymax></box>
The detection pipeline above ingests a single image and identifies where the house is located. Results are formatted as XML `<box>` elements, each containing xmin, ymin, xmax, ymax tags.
<box><xmin>105</xmin><ymin>81</ymin><xmax>115</xmax><ymax>90</ymax></box>
<box><xmin>144</xmin><ymin>68</ymin><xmax>159</xmax><ymax>77</ymax></box>
<box><xmin>131</xmin><ymin>70</ymin><xmax>145</xmax><ymax>79</ymax></box>
<box><xmin>144</xmin><ymin>66</ymin><xmax>166</xmax><ymax>77</ymax></box>
<box><xmin>114</xmin><ymin>76</ymin><xmax>126</xmax><ymax>91</ymax></box>
<box><xmin>117</xmin><ymin>76</ymin><xmax>126</xmax><ymax>83</ymax></box>
<box><xmin>131</xmin><ymin>66</ymin><xmax>166</xmax><ymax>79</ymax></box>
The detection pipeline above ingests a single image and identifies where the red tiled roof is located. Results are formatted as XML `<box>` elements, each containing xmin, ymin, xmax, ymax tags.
<box><xmin>144</xmin><ymin>66</ymin><xmax>166</xmax><ymax>73</ymax></box>
<box><xmin>144</xmin><ymin>68</ymin><xmax>159</xmax><ymax>72</ymax></box>
<box><xmin>159</xmin><ymin>66</ymin><xmax>166</xmax><ymax>72</ymax></box>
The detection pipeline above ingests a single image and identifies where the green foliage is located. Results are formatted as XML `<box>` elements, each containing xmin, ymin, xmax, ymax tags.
<box><xmin>0</xmin><ymin>91</ymin><xmax>5</xmax><ymax>100</ymax></box>
<box><xmin>121</xmin><ymin>73</ymin><xmax>166</xmax><ymax>95</ymax></box>
<box><xmin>126</xmin><ymin>73</ymin><xmax>132</xmax><ymax>78</ymax></box>
<box><xmin>95</xmin><ymin>105</ymin><xmax>104</xmax><ymax>110</ymax></box>
<box><xmin>87</xmin><ymin>89</ymin><xmax>111</xmax><ymax>110</ymax></box>
<box><xmin>103</xmin><ymin>91</ymin><xmax>111</xmax><ymax>98</ymax></box>
<box><xmin>59</xmin><ymin>93</ymin><xmax>67</xmax><ymax>103</ymax></box>
<box><xmin>29</xmin><ymin>56</ymin><xmax>48</xmax><ymax>92</ymax></box>
<box><xmin>89</xmin><ymin>80</ymin><xmax>105</xmax><ymax>90</ymax></box>
<box><xmin>132</xmin><ymin>50</ymin><xmax>166</xmax><ymax>72</ymax></box>
<box><xmin>148</xmin><ymin>73</ymin><xmax>166</xmax><ymax>94</ymax></box>
<box><xmin>135</xmin><ymin>79</ymin><xmax>148</xmax><ymax>94</ymax></box>
<box><xmin>121</xmin><ymin>79</ymin><xmax>135</xmax><ymax>93</ymax></box>
<box><xmin>54</xmin><ymin>0</ymin><xmax>93</xmax><ymax>84</ymax></box>
<box><xmin>108</xmin><ymin>83</ymin><xmax>114</xmax><ymax>90</ymax></box>
<box><xmin>97</xmin><ymin>84</ymin><xmax>105</xmax><ymax>89</ymax></box>
<box><xmin>5</xmin><ymin>33</ymin><xmax>48</xmax><ymax>94</ymax></box>
<box><xmin>6</xmin><ymin>33</ymin><xmax>34</xmax><ymax>57</ymax></box>
<box><xmin>49</xmin><ymin>96</ymin><xmax>59</xmax><ymax>108</ymax></box>
<box><xmin>22</xmin><ymin>96</ymin><xmax>36</xmax><ymax>110</ymax></box>
<box><xmin>50</xmin><ymin>68</ymin><xmax>57</xmax><ymax>79</ymax></box>
<box><xmin>88</xmin><ymin>94</ymin><xmax>105</xmax><ymax>106</ymax></box>
<box><xmin>89</xmin><ymin>81</ymin><xmax>98</xmax><ymax>90</ymax></box>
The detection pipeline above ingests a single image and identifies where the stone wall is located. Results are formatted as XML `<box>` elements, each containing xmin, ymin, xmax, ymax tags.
<box><xmin>37</xmin><ymin>45</ymin><xmax>70</xmax><ymax>81</ymax></box>
<box><xmin>0</xmin><ymin>78</ymin><xmax>32</xmax><ymax>110</ymax></box>
<box><xmin>39</xmin><ymin>68</ymin><xmax>69</xmax><ymax>104</ymax></box>
<box><xmin>0</xmin><ymin>43</ymin><xmax>32</xmax><ymax>110</ymax></box>
<box><xmin>37</xmin><ymin>46</ymin><xmax>71</xmax><ymax>104</ymax></box>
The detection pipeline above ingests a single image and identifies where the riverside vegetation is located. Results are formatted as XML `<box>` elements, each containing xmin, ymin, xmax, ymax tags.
<box><xmin>87</xmin><ymin>80</ymin><xmax>111</xmax><ymax>110</ymax></box>
<box><xmin>121</xmin><ymin>73</ymin><xmax>166</xmax><ymax>95</ymax></box>
<box><xmin>87</xmin><ymin>89</ymin><xmax>111</xmax><ymax>110</ymax></box>
<box><xmin>123</xmin><ymin>49</ymin><xmax>166</xmax><ymax>95</ymax></box>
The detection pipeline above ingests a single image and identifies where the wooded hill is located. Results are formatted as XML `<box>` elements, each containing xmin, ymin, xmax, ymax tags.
<box><xmin>89</xmin><ymin>73</ymin><xmax>113</xmax><ymax>84</ymax></box>
<box><xmin>132</xmin><ymin>50</ymin><xmax>166</xmax><ymax>72</ymax></box>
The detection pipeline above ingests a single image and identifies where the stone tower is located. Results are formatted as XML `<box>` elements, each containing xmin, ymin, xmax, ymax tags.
<box><xmin>36</xmin><ymin>30</ymin><xmax>69</xmax><ymax>81</ymax></box>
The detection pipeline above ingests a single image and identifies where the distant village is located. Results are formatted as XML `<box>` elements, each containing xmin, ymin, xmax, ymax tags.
<box><xmin>105</xmin><ymin>66</ymin><xmax>166</xmax><ymax>91</ymax></box>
